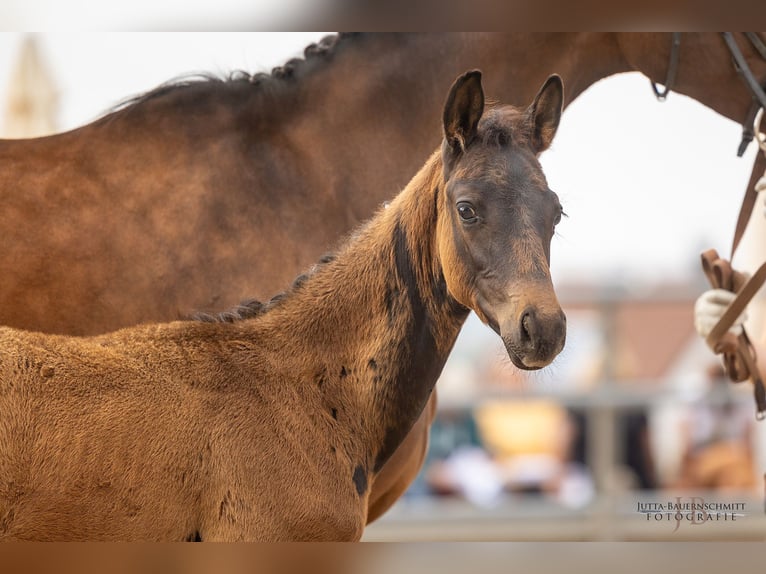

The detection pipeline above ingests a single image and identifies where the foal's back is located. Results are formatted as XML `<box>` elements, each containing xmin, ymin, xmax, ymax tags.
<box><xmin>0</xmin><ymin>323</ymin><xmax>212</xmax><ymax>539</ymax></box>
<box><xmin>0</xmin><ymin>322</ymin><xmax>364</xmax><ymax>541</ymax></box>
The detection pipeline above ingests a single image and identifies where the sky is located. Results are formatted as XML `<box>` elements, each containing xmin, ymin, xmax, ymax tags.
<box><xmin>0</xmin><ymin>32</ymin><xmax>759</xmax><ymax>291</ymax></box>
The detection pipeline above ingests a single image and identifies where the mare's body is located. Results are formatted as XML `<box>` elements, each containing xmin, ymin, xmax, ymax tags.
<box><xmin>1</xmin><ymin>34</ymin><xmax>760</xmax><ymax>335</ymax></box>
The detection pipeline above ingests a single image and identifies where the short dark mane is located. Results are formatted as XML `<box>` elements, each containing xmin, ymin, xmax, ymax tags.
<box><xmin>192</xmin><ymin>298</ymin><xmax>266</xmax><ymax>323</ymax></box>
<box><xmin>110</xmin><ymin>33</ymin><xmax>362</xmax><ymax>114</ymax></box>
<box><xmin>190</xmin><ymin>253</ymin><xmax>337</xmax><ymax>324</ymax></box>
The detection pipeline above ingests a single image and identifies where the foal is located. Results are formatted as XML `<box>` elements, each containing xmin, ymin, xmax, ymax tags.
<box><xmin>0</xmin><ymin>71</ymin><xmax>566</xmax><ymax>541</ymax></box>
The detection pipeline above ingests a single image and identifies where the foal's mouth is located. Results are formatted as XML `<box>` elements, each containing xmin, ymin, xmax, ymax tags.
<box><xmin>505</xmin><ymin>344</ymin><xmax>543</xmax><ymax>371</ymax></box>
<box><xmin>479</xmin><ymin>306</ymin><xmax>543</xmax><ymax>372</ymax></box>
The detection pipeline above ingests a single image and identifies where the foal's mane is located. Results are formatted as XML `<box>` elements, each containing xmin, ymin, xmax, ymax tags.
<box><xmin>109</xmin><ymin>33</ymin><xmax>362</xmax><ymax>115</ymax></box>
<box><xmin>191</xmin><ymin>254</ymin><xmax>337</xmax><ymax>324</ymax></box>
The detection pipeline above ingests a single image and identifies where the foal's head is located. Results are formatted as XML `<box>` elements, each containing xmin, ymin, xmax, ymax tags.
<box><xmin>437</xmin><ymin>71</ymin><xmax>566</xmax><ymax>370</ymax></box>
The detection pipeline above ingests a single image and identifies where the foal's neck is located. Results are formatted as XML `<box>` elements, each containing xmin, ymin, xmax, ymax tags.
<box><xmin>261</xmin><ymin>152</ymin><xmax>468</xmax><ymax>474</ymax></box>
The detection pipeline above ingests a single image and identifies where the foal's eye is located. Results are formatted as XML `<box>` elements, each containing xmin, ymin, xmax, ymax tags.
<box><xmin>457</xmin><ymin>202</ymin><xmax>478</xmax><ymax>223</ymax></box>
<box><xmin>554</xmin><ymin>207</ymin><xmax>566</xmax><ymax>226</ymax></box>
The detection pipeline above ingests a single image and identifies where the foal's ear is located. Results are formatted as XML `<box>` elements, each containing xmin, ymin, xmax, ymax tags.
<box><xmin>442</xmin><ymin>70</ymin><xmax>484</xmax><ymax>157</ymax></box>
<box><xmin>526</xmin><ymin>74</ymin><xmax>564</xmax><ymax>154</ymax></box>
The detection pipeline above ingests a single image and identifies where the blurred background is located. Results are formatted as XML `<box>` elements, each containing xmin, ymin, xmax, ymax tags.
<box><xmin>1</xmin><ymin>32</ymin><xmax>764</xmax><ymax>540</ymax></box>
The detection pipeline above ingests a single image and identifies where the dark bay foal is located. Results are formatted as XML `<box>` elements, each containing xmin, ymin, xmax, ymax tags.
<box><xmin>0</xmin><ymin>71</ymin><xmax>566</xmax><ymax>541</ymax></box>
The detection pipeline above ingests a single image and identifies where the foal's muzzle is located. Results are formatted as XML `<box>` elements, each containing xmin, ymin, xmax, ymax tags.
<box><xmin>501</xmin><ymin>304</ymin><xmax>566</xmax><ymax>370</ymax></box>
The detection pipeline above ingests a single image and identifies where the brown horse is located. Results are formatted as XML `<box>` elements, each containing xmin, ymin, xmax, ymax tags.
<box><xmin>2</xmin><ymin>34</ymin><xmax>763</xmax><ymax>336</ymax></box>
<box><xmin>0</xmin><ymin>33</ymin><xmax>763</xmax><ymax>523</ymax></box>
<box><xmin>0</xmin><ymin>71</ymin><xmax>566</xmax><ymax>541</ymax></box>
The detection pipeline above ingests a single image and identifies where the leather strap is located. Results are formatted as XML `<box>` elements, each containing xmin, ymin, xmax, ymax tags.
<box><xmin>746</xmin><ymin>32</ymin><xmax>766</xmax><ymax>61</ymax></box>
<box><xmin>732</xmin><ymin>151</ymin><xmax>766</xmax><ymax>253</ymax></box>
<box><xmin>721</xmin><ymin>32</ymin><xmax>766</xmax><ymax>157</ymax></box>
<box><xmin>723</xmin><ymin>33</ymin><xmax>766</xmax><ymax>113</ymax></box>
<box><xmin>650</xmin><ymin>33</ymin><xmax>681</xmax><ymax>101</ymax></box>
<box><xmin>701</xmin><ymin>249</ymin><xmax>766</xmax><ymax>419</ymax></box>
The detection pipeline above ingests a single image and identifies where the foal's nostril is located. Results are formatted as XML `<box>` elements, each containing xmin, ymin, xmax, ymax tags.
<box><xmin>520</xmin><ymin>309</ymin><xmax>533</xmax><ymax>343</ymax></box>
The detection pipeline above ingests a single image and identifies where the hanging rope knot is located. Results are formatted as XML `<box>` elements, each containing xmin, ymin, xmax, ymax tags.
<box><xmin>701</xmin><ymin>249</ymin><xmax>766</xmax><ymax>419</ymax></box>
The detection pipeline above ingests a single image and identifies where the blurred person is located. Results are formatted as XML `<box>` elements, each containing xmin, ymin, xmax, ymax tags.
<box><xmin>425</xmin><ymin>401</ymin><xmax>599</xmax><ymax>508</ymax></box>
<box><xmin>423</xmin><ymin>409</ymin><xmax>497</xmax><ymax>503</ymax></box>
<box><xmin>693</xmin><ymin>143</ymin><xmax>766</xmax><ymax>485</ymax></box>
<box><xmin>476</xmin><ymin>400</ymin><xmax>594</xmax><ymax>507</ymax></box>
<box><xmin>674</xmin><ymin>367</ymin><xmax>757</xmax><ymax>491</ymax></box>
<box><xmin>694</xmin><ymin>149</ymin><xmax>766</xmax><ymax>382</ymax></box>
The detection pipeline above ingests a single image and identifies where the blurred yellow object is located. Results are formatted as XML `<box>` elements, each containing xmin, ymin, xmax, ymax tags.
<box><xmin>475</xmin><ymin>400</ymin><xmax>570</xmax><ymax>459</ymax></box>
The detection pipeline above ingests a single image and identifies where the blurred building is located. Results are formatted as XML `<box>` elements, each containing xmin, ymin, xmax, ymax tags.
<box><xmin>2</xmin><ymin>35</ymin><xmax>58</xmax><ymax>138</ymax></box>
